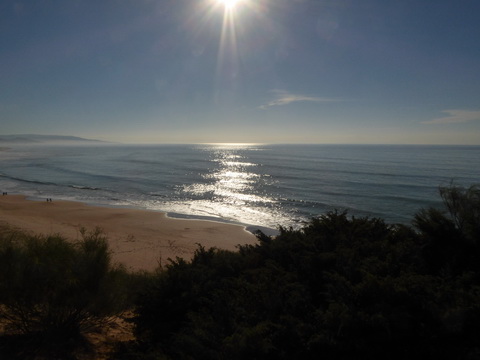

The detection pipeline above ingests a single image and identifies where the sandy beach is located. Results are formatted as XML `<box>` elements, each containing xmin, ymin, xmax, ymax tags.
<box><xmin>0</xmin><ymin>195</ymin><xmax>257</xmax><ymax>272</ymax></box>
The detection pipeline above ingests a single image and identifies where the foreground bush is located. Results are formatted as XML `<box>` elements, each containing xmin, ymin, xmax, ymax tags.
<box><xmin>128</xmin><ymin>185</ymin><xmax>480</xmax><ymax>360</ymax></box>
<box><xmin>0</xmin><ymin>227</ymin><xmax>133</xmax><ymax>355</ymax></box>
<box><xmin>414</xmin><ymin>184</ymin><xmax>480</xmax><ymax>275</ymax></box>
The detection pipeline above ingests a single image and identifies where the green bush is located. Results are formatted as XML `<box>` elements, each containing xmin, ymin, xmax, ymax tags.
<box><xmin>0</xmin><ymin>227</ymin><xmax>131</xmax><ymax>341</ymax></box>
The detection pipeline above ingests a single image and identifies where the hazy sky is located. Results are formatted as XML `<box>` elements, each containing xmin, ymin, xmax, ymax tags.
<box><xmin>1</xmin><ymin>0</ymin><xmax>480</xmax><ymax>144</ymax></box>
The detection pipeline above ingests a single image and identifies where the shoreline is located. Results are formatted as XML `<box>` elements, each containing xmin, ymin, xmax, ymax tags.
<box><xmin>22</xmin><ymin>194</ymin><xmax>279</xmax><ymax>236</ymax></box>
<box><xmin>0</xmin><ymin>194</ymin><xmax>258</xmax><ymax>272</ymax></box>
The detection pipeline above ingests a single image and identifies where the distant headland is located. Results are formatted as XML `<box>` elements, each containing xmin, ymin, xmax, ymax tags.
<box><xmin>0</xmin><ymin>134</ymin><xmax>107</xmax><ymax>145</ymax></box>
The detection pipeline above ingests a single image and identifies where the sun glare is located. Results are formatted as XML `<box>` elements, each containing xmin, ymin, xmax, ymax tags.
<box><xmin>218</xmin><ymin>0</ymin><xmax>240</xmax><ymax>10</ymax></box>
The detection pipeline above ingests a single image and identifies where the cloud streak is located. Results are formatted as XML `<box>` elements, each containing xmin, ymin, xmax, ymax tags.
<box><xmin>423</xmin><ymin>109</ymin><xmax>480</xmax><ymax>125</ymax></box>
<box><xmin>260</xmin><ymin>90</ymin><xmax>339</xmax><ymax>109</ymax></box>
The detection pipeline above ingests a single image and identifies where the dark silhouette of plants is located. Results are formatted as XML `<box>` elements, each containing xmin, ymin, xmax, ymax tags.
<box><xmin>129</xmin><ymin>185</ymin><xmax>480</xmax><ymax>360</ymax></box>
<box><xmin>0</xmin><ymin>227</ymin><xmax>132</xmax><ymax>357</ymax></box>
<box><xmin>414</xmin><ymin>184</ymin><xmax>480</xmax><ymax>275</ymax></box>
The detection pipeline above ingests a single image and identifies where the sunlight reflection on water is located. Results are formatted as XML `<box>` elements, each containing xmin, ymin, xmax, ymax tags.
<box><xmin>173</xmin><ymin>144</ymin><xmax>281</xmax><ymax>227</ymax></box>
<box><xmin>3</xmin><ymin>143</ymin><xmax>477</xmax><ymax>230</ymax></box>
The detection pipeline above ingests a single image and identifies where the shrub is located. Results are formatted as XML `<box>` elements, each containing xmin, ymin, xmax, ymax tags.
<box><xmin>414</xmin><ymin>184</ymin><xmax>480</xmax><ymax>275</ymax></box>
<box><xmin>0</xmin><ymin>227</ymin><xmax>131</xmax><ymax>342</ymax></box>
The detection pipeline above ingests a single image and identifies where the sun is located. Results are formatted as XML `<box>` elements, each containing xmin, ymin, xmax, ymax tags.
<box><xmin>218</xmin><ymin>0</ymin><xmax>240</xmax><ymax>10</ymax></box>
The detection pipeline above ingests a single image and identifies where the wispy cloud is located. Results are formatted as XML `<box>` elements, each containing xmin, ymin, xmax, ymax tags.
<box><xmin>260</xmin><ymin>90</ymin><xmax>339</xmax><ymax>109</ymax></box>
<box><xmin>423</xmin><ymin>109</ymin><xmax>480</xmax><ymax>125</ymax></box>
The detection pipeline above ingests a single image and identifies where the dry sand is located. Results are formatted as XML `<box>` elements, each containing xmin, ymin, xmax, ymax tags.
<box><xmin>0</xmin><ymin>195</ymin><xmax>257</xmax><ymax>271</ymax></box>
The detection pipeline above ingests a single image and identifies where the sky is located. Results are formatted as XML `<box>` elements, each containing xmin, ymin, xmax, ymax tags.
<box><xmin>1</xmin><ymin>0</ymin><xmax>480</xmax><ymax>144</ymax></box>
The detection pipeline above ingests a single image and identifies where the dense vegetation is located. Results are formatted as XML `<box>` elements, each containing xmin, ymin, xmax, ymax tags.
<box><xmin>0</xmin><ymin>227</ymin><xmax>140</xmax><ymax>359</ymax></box>
<box><xmin>0</xmin><ymin>184</ymin><xmax>479</xmax><ymax>359</ymax></box>
<box><xmin>128</xmin><ymin>184</ymin><xmax>480</xmax><ymax>360</ymax></box>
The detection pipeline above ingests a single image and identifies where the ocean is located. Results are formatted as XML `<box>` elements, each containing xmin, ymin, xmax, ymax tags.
<box><xmin>1</xmin><ymin>143</ymin><xmax>479</xmax><ymax>232</ymax></box>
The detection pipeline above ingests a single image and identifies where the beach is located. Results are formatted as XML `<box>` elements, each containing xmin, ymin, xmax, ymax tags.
<box><xmin>0</xmin><ymin>195</ymin><xmax>257</xmax><ymax>272</ymax></box>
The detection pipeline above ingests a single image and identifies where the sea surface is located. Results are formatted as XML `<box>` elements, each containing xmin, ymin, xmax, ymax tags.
<box><xmin>1</xmin><ymin>144</ymin><xmax>479</xmax><ymax>232</ymax></box>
